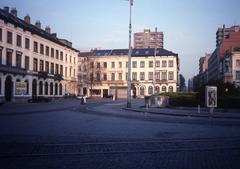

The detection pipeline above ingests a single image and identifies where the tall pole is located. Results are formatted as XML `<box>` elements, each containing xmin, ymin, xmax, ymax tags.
<box><xmin>153</xmin><ymin>27</ymin><xmax>157</xmax><ymax>94</ymax></box>
<box><xmin>127</xmin><ymin>0</ymin><xmax>133</xmax><ymax>108</ymax></box>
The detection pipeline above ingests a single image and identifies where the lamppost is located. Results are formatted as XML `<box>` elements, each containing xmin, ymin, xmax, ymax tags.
<box><xmin>127</xmin><ymin>0</ymin><xmax>133</xmax><ymax>108</ymax></box>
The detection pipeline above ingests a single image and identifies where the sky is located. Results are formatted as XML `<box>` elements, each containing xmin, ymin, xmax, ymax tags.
<box><xmin>1</xmin><ymin>0</ymin><xmax>240</xmax><ymax>81</ymax></box>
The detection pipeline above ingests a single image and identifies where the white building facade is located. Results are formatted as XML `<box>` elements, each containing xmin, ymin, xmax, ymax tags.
<box><xmin>78</xmin><ymin>48</ymin><xmax>179</xmax><ymax>98</ymax></box>
<box><xmin>0</xmin><ymin>7</ymin><xmax>79</xmax><ymax>103</ymax></box>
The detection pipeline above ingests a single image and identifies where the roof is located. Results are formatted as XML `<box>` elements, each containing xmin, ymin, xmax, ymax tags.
<box><xmin>0</xmin><ymin>8</ymin><xmax>79</xmax><ymax>52</ymax></box>
<box><xmin>80</xmin><ymin>48</ymin><xmax>177</xmax><ymax>57</ymax></box>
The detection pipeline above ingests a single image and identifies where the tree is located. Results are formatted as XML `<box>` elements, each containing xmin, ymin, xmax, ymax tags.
<box><xmin>179</xmin><ymin>74</ymin><xmax>186</xmax><ymax>91</ymax></box>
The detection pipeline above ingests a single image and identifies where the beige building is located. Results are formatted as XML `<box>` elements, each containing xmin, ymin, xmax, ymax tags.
<box><xmin>134</xmin><ymin>28</ymin><xmax>164</xmax><ymax>49</ymax></box>
<box><xmin>222</xmin><ymin>48</ymin><xmax>240</xmax><ymax>87</ymax></box>
<box><xmin>78</xmin><ymin>48</ymin><xmax>179</xmax><ymax>98</ymax></box>
<box><xmin>0</xmin><ymin>6</ymin><xmax>79</xmax><ymax>102</ymax></box>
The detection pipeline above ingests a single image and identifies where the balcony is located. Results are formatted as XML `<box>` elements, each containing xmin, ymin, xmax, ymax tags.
<box><xmin>0</xmin><ymin>64</ymin><xmax>28</xmax><ymax>76</ymax></box>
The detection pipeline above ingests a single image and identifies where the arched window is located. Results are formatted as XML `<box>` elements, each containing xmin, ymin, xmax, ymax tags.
<box><xmin>162</xmin><ymin>86</ymin><xmax>167</xmax><ymax>93</ymax></box>
<box><xmin>168</xmin><ymin>86</ymin><xmax>174</xmax><ymax>92</ymax></box>
<box><xmin>24</xmin><ymin>80</ymin><xmax>29</xmax><ymax>94</ymax></box>
<box><xmin>55</xmin><ymin>83</ymin><xmax>58</xmax><ymax>95</ymax></box>
<box><xmin>155</xmin><ymin>86</ymin><xmax>160</xmax><ymax>94</ymax></box>
<box><xmin>50</xmin><ymin>83</ymin><xmax>53</xmax><ymax>95</ymax></box>
<box><xmin>148</xmin><ymin>86</ymin><xmax>153</xmax><ymax>95</ymax></box>
<box><xmin>45</xmin><ymin>82</ymin><xmax>48</xmax><ymax>95</ymax></box>
<box><xmin>39</xmin><ymin>81</ymin><xmax>43</xmax><ymax>95</ymax></box>
<box><xmin>16</xmin><ymin>79</ymin><xmax>20</xmax><ymax>82</ymax></box>
<box><xmin>59</xmin><ymin>83</ymin><xmax>62</xmax><ymax>95</ymax></box>
<box><xmin>140</xmin><ymin>86</ymin><xmax>145</xmax><ymax>96</ymax></box>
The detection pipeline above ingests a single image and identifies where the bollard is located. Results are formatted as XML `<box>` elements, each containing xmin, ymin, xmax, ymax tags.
<box><xmin>198</xmin><ymin>104</ymin><xmax>200</xmax><ymax>113</ymax></box>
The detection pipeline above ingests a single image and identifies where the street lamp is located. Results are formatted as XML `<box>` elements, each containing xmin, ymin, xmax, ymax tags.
<box><xmin>127</xmin><ymin>0</ymin><xmax>133</xmax><ymax>108</ymax></box>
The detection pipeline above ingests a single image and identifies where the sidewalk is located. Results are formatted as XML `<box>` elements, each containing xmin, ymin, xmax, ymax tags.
<box><xmin>123</xmin><ymin>99</ymin><xmax>240</xmax><ymax>120</ymax></box>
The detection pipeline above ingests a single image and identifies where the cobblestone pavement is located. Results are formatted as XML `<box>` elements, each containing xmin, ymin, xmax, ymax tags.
<box><xmin>1</xmin><ymin>99</ymin><xmax>240</xmax><ymax>168</ymax></box>
<box><xmin>1</xmin><ymin>137</ymin><xmax>240</xmax><ymax>169</ymax></box>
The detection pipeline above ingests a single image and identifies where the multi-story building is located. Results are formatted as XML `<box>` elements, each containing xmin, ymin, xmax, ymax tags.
<box><xmin>216</xmin><ymin>24</ymin><xmax>240</xmax><ymax>47</ymax></box>
<box><xmin>0</xmin><ymin>6</ymin><xmax>79</xmax><ymax>102</ymax></box>
<box><xmin>222</xmin><ymin>48</ymin><xmax>240</xmax><ymax>87</ymax></box>
<box><xmin>198</xmin><ymin>53</ymin><xmax>211</xmax><ymax>86</ymax></box>
<box><xmin>134</xmin><ymin>28</ymin><xmax>164</xmax><ymax>49</ymax></box>
<box><xmin>208</xmin><ymin>29</ymin><xmax>240</xmax><ymax>82</ymax></box>
<box><xmin>78</xmin><ymin>48</ymin><xmax>179</xmax><ymax>98</ymax></box>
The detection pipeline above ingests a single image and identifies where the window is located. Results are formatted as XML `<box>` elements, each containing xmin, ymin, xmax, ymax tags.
<box><xmin>149</xmin><ymin>61</ymin><xmax>153</xmax><ymax>68</ymax></box>
<box><xmin>103</xmin><ymin>74</ymin><xmax>107</xmax><ymax>81</ymax></box>
<box><xmin>7</xmin><ymin>31</ymin><xmax>12</xmax><ymax>44</ymax></box>
<box><xmin>111</xmin><ymin>73</ymin><xmax>115</xmax><ymax>81</ymax></box>
<box><xmin>51</xmin><ymin>63</ymin><xmax>54</xmax><ymax>74</ymax></box>
<box><xmin>236</xmin><ymin>71</ymin><xmax>240</xmax><ymax>80</ymax></box>
<box><xmin>168</xmin><ymin>71</ymin><xmax>174</xmax><ymax>80</ymax></box>
<box><xmin>40</xmin><ymin>60</ymin><xmax>44</xmax><ymax>72</ymax></box>
<box><xmin>16</xmin><ymin>35</ymin><xmax>22</xmax><ymax>47</ymax></box>
<box><xmin>33</xmin><ymin>41</ymin><xmax>38</xmax><ymax>53</ymax></box>
<box><xmin>59</xmin><ymin>83</ymin><xmax>62</xmax><ymax>95</ymax></box>
<box><xmin>162</xmin><ymin>72</ymin><xmax>167</xmax><ymax>80</ymax></box>
<box><xmin>162</xmin><ymin>86</ymin><xmax>167</xmax><ymax>92</ymax></box>
<box><xmin>236</xmin><ymin>60</ymin><xmax>240</xmax><ymax>67</ymax></box>
<box><xmin>25</xmin><ymin>80</ymin><xmax>29</xmax><ymax>94</ymax></box>
<box><xmin>40</xmin><ymin>44</ymin><xmax>44</xmax><ymax>55</ymax></box>
<box><xmin>119</xmin><ymin>62</ymin><xmax>122</xmax><ymax>68</ymax></box>
<box><xmin>33</xmin><ymin>58</ymin><xmax>38</xmax><ymax>72</ymax></box>
<box><xmin>60</xmin><ymin>65</ymin><xmax>63</xmax><ymax>75</ymax></box>
<box><xmin>132</xmin><ymin>61</ymin><xmax>137</xmax><ymax>68</ymax></box>
<box><xmin>140</xmin><ymin>86</ymin><xmax>145</xmax><ymax>96</ymax></box>
<box><xmin>51</xmin><ymin>48</ymin><xmax>54</xmax><ymax>58</ymax></box>
<box><xmin>148</xmin><ymin>72</ymin><xmax>153</xmax><ymax>80</ymax></box>
<box><xmin>155</xmin><ymin>86</ymin><xmax>160</xmax><ymax>93</ymax></box>
<box><xmin>126</xmin><ymin>73</ymin><xmax>128</xmax><ymax>80</ymax></box>
<box><xmin>111</xmin><ymin>62</ymin><xmax>115</xmax><ymax>68</ymax></box>
<box><xmin>45</xmin><ymin>61</ymin><xmax>49</xmax><ymax>73</ymax></box>
<box><xmin>96</xmin><ymin>73</ymin><xmax>101</xmax><ymax>81</ymax></box>
<box><xmin>55</xmin><ymin>64</ymin><xmax>59</xmax><ymax>74</ymax></box>
<box><xmin>148</xmin><ymin>86</ymin><xmax>153</xmax><ymax>95</ymax></box>
<box><xmin>104</xmin><ymin>62</ymin><xmax>107</xmax><ymax>68</ymax></box>
<box><xmin>156</xmin><ymin>61</ymin><xmax>160</xmax><ymax>67</ymax></box>
<box><xmin>169</xmin><ymin>60</ymin><xmax>174</xmax><ymax>67</ymax></box>
<box><xmin>56</xmin><ymin>50</ymin><xmax>59</xmax><ymax>59</ymax></box>
<box><xmin>0</xmin><ymin>48</ymin><xmax>2</xmax><ymax>65</ymax></box>
<box><xmin>0</xmin><ymin>28</ymin><xmax>2</xmax><ymax>41</ymax></box>
<box><xmin>140</xmin><ymin>72</ymin><xmax>145</xmax><ymax>81</ymax></box>
<box><xmin>169</xmin><ymin>86</ymin><xmax>174</xmax><ymax>92</ymax></box>
<box><xmin>118</xmin><ymin>73</ymin><xmax>122</xmax><ymax>80</ymax></box>
<box><xmin>97</xmin><ymin>62</ymin><xmax>100</xmax><ymax>69</ymax></box>
<box><xmin>90</xmin><ymin>62</ymin><xmax>94</xmax><ymax>69</ymax></box>
<box><xmin>154</xmin><ymin>72</ymin><xmax>160</xmax><ymax>81</ymax></box>
<box><xmin>6</xmin><ymin>50</ymin><xmax>12</xmax><ymax>66</ymax></box>
<box><xmin>126</xmin><ymin>62</ymin><xmax>128</xmax><ymax>68</ymax></box>
<box><xmin>25</xmin><ymin>38</ymin><xmax>30</xmax><ymax>49</ymax></box>
<box><xmin>70</xmin><ymin>56</ymin><xmax>72</xmax><ymax>63</ymax></box>
<box><xmin>60</xmin><ymin>51</ymin><xmax>63</xmax><ymax>60</ymax></box>
<box><xmin>140</xmin><ymin>61</ymin><xmax>145</xmax><ymax>68</ymax></box>
<box><xmin>16</xmin><ymin>53</ymin><xmax>22</xmax><ymax>68</ymax></box>
<box><xmin>25</xmin><ymin>56</ymin><xmax>29</xmax><ymax>70</ymax></box>
<box><xmin>132</xmin><ymin>72</ymin><xmax>137</xmax><ymax>80</ymax></box>
<box><xmin>55</xmin><ymin>83</ymin><xmax>58</xmax><ymax>95</ymax></box>
<box><xmin>50</xmin><ymin>83</ymin><xmax>53</xmax><ymax>95</ymax></box>
<box><xmin>65</xmin><ymin>67</ymin><xmax>67</xmax><ymax>77</ymax></box>
<box><xmin>45</xmin><ymin>46</ymin><xmax>49</xmax><ymax>56</ymax></box>
<box><xmin>162</xmin><ymin>60</ymin><xmax>167</xmax><ymax>67</ymax></box>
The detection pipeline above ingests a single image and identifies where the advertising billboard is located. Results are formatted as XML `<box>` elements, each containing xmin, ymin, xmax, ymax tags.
<box><xmin>15</xmin><ymin>82</ymin><xmax>27</xmax><ymax>95</ymax></box>
<box><xmin>205</xmin><ymin>86</ymin><xmax>217</xmax><ymax>108</ymax></box>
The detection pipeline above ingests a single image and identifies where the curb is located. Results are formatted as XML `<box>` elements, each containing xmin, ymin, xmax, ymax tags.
<box><xmin>123</xmin><ymin>108</ymin><xmax>240</xmax><ymax>120</ymax></box>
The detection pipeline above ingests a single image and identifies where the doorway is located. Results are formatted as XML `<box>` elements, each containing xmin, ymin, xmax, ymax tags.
<box><xmin>5</xmin><ymin>76</ymin><xmax>13</xmax><ymax>102</ymax></box>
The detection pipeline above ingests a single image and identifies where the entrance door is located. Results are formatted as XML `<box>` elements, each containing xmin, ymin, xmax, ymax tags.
<box><xmin>5</xmin><ymin>76</ymin><xmax>13</xmax><ymax>101</ymax></box>
<box><xmin>103</xmin><ymin>89</ymin><xmax>108</xmax><ymax>98</ymax></box>
<box><xmin>32</xmin><ymin>79</ymin><xmax>37</xmax><ymax>99</ymax></box>
<box><xmin>83</xmin><ymin>87</ymin><xmax>87</xmax><ymax>96</ymax></box>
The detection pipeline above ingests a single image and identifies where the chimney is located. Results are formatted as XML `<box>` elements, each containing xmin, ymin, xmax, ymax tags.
<box><xmin>10</xmin><ymin>8</ymin><xmax>17</xmax><ymax>17</ymax></box>
<box><xmin>51</xmin><ymin>33</ymin><xmax>57</xmax><ymax>38</ymax></box>
<box><xmin>3</xmin><ymin>6</ymin><xmax>9</xmax><ymax>13</ymax></box>
<box><xmin>155</xmin><ymin>27</ymin><xmax>157</xmax><ymax>32</ymax></box>
<box><xmin>45</xmin><ymin>26</ymin><xmax>51</xmax><ymax>34</ymax></box>
<box><xmin>24</xmin><ymin>14</ymin><xmax>30</xmax><ymax>24</ymax></box>
<box><xmin>35</xmin><ymin>20</ymin><xmax>41</xmax><ymax>29</ymax></box>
